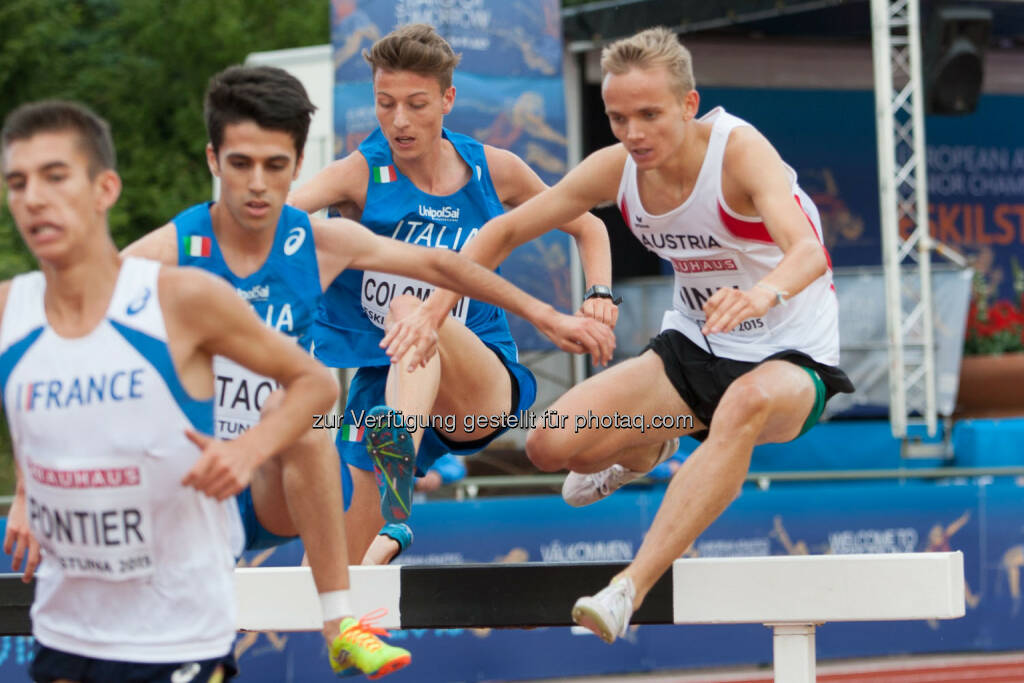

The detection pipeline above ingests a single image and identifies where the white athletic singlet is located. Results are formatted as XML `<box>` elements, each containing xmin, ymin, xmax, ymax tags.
<box><xmin>0</xmin><ymin>258</ymin><xmax>238</xmax><ymax>663</ymax></box>
<box><xmin>617</xmin><ymin>107</ymin><xmax>840</xmax><ymax>365</ymax></box>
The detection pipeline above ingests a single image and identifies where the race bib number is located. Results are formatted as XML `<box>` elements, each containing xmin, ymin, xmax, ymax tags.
<box><xmin>361</xmin><ymin>271</ymin><xmax>470</xmax><ymax>330</ymax></box>
<box><xmin>673</xmin><ymin>272</ymin><xmax>768</xmax><ymax>338</ymax></box>
<box><xmin>26</xmin><ymin>458</ymin><xmax>155</xmax><ymax>581</ymax></box>
<box><xmin>212</xmin><ymin>356</ymin><xmax>279</xmax><ymax>440</ymax></box>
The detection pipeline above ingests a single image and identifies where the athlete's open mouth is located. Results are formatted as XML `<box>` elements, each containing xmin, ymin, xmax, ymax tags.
<box><xmin>28</xmin><ymin>222</ymin><xmax>61</xmax><ymax>237</ymax></box>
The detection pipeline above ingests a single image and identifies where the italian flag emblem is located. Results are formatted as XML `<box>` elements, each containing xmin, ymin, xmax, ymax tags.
<box><xmin>339</xmin><ymin>424</ymin><xmax>364</xmax><ymax>442</ymax></box>
<box><xmin>373</xmin><ymin>165</ymin><xmax>397</xmax><ymax>183</ymax></box>
<box><xmin>183</xmin><ymin>235</ymin><xmax>211</xmax><ymax>257</ymax></box>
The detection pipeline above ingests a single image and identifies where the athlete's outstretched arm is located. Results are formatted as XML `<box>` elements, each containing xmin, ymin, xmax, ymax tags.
<box><xmin>415</xmin><ymin>146</ymin><xmax>626</xmax><ymax>328</ymax></box>
<box><xmin>312</xmin><ymin>217</ymin><xmax>614</xmax><ymax>368</ymax></box>
<box><xmin>484</xmin><ymin>147</ymin><xmax>617</xmax><ymax>327</ymax></box>
<box><xmin>121</xmin><ymin>222</ymin><xmax>178</xmax><ymax>264</ymax></box>
<box><xmin>162</xmin><ymin>267</ymin><xmax>338</xmax><ymax>500</ymax></box>
<box><xmin>288</xmin><ymin>152</ymin><xmax>370</xmax><ymax>215</ymax></box>
<box><xmin>701</xmin><ymin>128</ymin><xmax>828</xmax><ymax>334</ymax></box>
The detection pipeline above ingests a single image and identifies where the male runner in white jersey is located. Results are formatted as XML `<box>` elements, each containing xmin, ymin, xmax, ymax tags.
<box><xmin>123</xmin><ymin>64</ymin><xmax>613</xmax><ymax>675</ymax></box>
<box><xmin>0</xmin><ymin>101</ymin><xmax>337</xmax><ymax>682</ymax></box>
<box><xmin>388</xmin><ymin>27</ymin><xmax>854</xmax><ymax>643</ymax></box>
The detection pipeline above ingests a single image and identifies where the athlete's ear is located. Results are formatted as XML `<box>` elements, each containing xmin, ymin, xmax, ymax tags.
<box><xmin>93</xmin><ymin>169</ymin><xmax>121</xmax><ymax>214</ymax></box>
<box><xmin>442</xmin><ymin>86</ymin><xmax>456</xmax><ymax>116</ymax></box>
<box><xmin>205</xmin><ymin>143</ymin><xmax>221</xmax><ymax>178</ymax></box>
<box><xmin>293</xmin><ymin>152</ymin><xmax>304</xmax><ymax>181</ymax></box>
<box><xmin>683</xmin><ymin>89</ymin><xmax>700</xmax><ymax>121</ymax></box>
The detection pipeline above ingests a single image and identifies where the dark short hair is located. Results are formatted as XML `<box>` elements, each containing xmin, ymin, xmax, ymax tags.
<box><xmin>363</xmin><ymin>23</ymin><xmax>461</xmax><ymax>92</ymax></box>
<box><xmin>204</xmin><ymin>65</ymin><xmax>317</xmax><ymax>156</ymax></box>
<box><xmin>1</xmin><ymin>100</ymin><xmax>116</xmax><ymax>176</ymax></box>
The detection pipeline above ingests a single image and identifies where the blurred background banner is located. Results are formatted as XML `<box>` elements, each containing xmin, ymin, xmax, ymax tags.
<box><xmin>330</xmin><ymin>0</ymin><xmax>572</xmax><ymax>350</ymax></box>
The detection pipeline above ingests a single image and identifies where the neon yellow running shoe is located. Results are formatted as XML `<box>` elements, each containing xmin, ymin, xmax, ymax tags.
<box><xmin>329</xmin><ymin>609</ymin><xmax>411</xmax><ymax>679</ymax></box>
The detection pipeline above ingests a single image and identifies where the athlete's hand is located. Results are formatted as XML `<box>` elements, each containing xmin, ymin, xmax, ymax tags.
<box><xmin>414</xmin><ymin>470</ymin><xmax>443</xmax><ymax>493</ymax></box>
<box><xmin>182</xmin><ymin>430</ymin><xmax>257</xmax><ymax>501</ymax></box>
<box><xmin>536</xmin><ymin>308</ymin><xmax>616</xmax><ymax>366</ymax></box>
<box><xmin>380</xmin><ymin>301</ymin><xmax>444</xmax><ymax>371</ymax></box>
<box><xmin>578</xmin><ymin>296</ymin><xmax>619</xmax><ymax>329</ymax></box>
<box><xmin>701</xmin><ymin>286</ymin><xmax>774</xmax><ymax>335</ymax></box>
<box><xmin>4</xmin><ymin>488</ymin><xmax>40</xmax><ymax>583</ymax></box>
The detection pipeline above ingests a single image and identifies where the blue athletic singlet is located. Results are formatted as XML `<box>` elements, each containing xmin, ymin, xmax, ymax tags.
<box><xmin>173</xmin><ymin>201</ymin><xmax>326</xmax><ymax>546</ymax></box>
<box><xmin>313</xmin><ymin>127</ymin><xmax>518</xmax><ymax>367</ymax></box>
<box><xmin>173</xmin><ymin>202</ymin><xmax>321</xmax><ymax>438</ymax></box>
<box><xmin>313</xmin><ymin>128</ymin><xmax>537</xmax><ymax>479</ymax></box>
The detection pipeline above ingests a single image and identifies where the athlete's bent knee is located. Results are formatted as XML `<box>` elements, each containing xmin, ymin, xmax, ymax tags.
<box><xmin>525</xmin><ymin>428</ymin><xmax>572</xmax><ymax>472</ymax></box>
<box><xmin>717</xmin><ymin>376</ymin><xmax>773</xmax><ymax>424</ymax></box>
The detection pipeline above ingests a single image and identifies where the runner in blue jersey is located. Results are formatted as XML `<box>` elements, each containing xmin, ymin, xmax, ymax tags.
<box><xmin>289</xmin><ymin>24</ymin><xmax>619</xmax><ymax>563</ymax></box>
<box><xmin>125</xmin><ymin>64</ymin><xmax>613</xmax><ymax>676</ymax></box>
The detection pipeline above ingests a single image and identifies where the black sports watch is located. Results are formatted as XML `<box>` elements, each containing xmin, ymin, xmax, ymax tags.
<box><xmin>584</xmin><ymin>284</ymin><xmax>622</xmax><ymax>305</ymax></box>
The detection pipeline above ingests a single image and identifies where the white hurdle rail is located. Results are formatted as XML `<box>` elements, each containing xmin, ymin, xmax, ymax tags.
<box><xmin>0</xmin><ymin>552</ymin><xmax>965</xmax><ymax>682</ymax></box>
<box><xmin>237</xmin><ymin>552</ymin><xmax>965</xmax><ymax>683</ymax></box>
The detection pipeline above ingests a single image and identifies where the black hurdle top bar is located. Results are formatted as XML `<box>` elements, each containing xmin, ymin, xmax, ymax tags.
<box><xmin>0</xmin><ymin>562</ymin><xmax>674</xmax><ymax>635</ymax></box>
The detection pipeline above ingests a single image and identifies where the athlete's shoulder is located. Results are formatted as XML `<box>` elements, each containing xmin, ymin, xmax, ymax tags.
<box><xmin>723</xmin><ymin>122</ymin><xmax>770</xmax><ymax>155</ymax></box>
<box><xmin>721</xmin><ymin>123</ymin><xmax>786</xmax><ymax>188</ymax></box>
<box><xmin>482</xmin><ymin>145</ymin><xmax>526</xmax><ymax>175</ymax></box>
<box><xmin>0</xmin><ymin>279</ymin><xmax>12</xmax><ymax>326</ymax></box>
<box><xmin>568</xmin><ymin>144</ymin><xmax>630</xmax><ymax>201</ymax></box>
<box><xmin>122</xmin><ymin>222</ymin><xmax>178</xmax><ymax>264</ymax></box>
<box><xmin>587</xmin><ymin>142</ymin><xmax>630</xmax><ymax>167</ymax></box>
<box><xmin>288</xmin><ymin>151</ymin><xmax>370</xmax><ymax>214</ymax></box>
<box><xmin>482</xmin><ymin>145</ymin><xmax>536</xmax><ymax>202</ymax></box>
<box><xmin>331</xmin><ymin>148</ymin><xmax>371</xmax><ymax>176</ymax></box>
<box><xmin>311</xmin><ymin>215</ymin><xmax>370</xmax><ymax>253</ymax></box>
<box><xmin>158</xmin><ymin>264</ymin><xmax>235</xmax><ymax>310</ymax></box>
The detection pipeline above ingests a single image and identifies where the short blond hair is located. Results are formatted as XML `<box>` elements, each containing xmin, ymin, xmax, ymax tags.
<box><xmin>600</xmin><ymin>27</ymin><xmax>695</xmax><ymax>98</ymax></box>
<box><xmin>363</xmin><ymin>24</ymin><xmax>461</xmax><ymax>92</ymax></box>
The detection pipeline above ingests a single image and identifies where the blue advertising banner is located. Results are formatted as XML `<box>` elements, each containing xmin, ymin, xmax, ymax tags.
<box><xmin>330</xmin><ymin>0</ymin><xmax>572</xmax><ymax>350</ymax></box>
<box><xmin>696</xmin><ymin>87</ymin><xmax>1024</xmax><ymax>307</ymax></box>
<box><xmin>5</xmin><ymin>476</ymin><xmax>1022</xmax><ymax>681</ymax></box>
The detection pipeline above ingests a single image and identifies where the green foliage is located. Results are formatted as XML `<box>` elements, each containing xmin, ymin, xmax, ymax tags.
<box><xmin>0</xmin><ymin>0</ymin><xmax>328</xmax><ymax>491</ymax></box>
<box><xmin>0</xmin><ymin>0</ymin><xmax>329</xmax><ymax>273</ymax></box>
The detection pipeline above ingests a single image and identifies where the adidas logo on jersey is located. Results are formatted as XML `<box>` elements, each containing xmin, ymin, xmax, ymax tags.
<box><xmin>418</xmin><ymin>204</ymin><xmax>460</xmax><ymax>222</ymax></box>
<box><xmin>237</xmin><ymin>284</ymin><xmax>270</xmax><ymax>302</ymax></box>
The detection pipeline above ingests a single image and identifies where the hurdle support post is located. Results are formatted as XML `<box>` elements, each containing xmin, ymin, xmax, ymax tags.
<box><xmin>769</xmin><ymin>623</ymin><xmax>818</xmax><ymax>683</ymax></box>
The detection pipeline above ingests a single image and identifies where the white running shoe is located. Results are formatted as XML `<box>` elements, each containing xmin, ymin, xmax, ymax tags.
<box><xmin>562</xmin><ymin>438</ymin><xmax>679</xmax><ymax>507</ymax></box>
<box><xmin>571</xmin><ymin>576</ymin><xmax>637</xmax><ymax>644</ymax></box>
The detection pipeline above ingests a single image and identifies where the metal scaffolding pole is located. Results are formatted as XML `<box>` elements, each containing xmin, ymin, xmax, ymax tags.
<box><xmin>870</xmin><ymin>0</ymin><xmax>940</xmax><ymax>441</ymax></box>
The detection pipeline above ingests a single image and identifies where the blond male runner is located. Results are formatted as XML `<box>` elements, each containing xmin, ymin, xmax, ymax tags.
<box><xmin>0</xmin><ymin>100</ymin><xmax>336</xmax><ymax>682</ymax></box>
<box><xmin>388</xmin><ymin>27</ymin><xmax>854</xmax><ymax>643</ymax></box>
